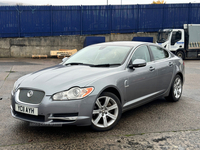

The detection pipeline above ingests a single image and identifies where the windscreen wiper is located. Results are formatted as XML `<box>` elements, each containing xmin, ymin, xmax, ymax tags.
<box><xmin>90</xmin><ymin>64</ymin><xmax>121</xmax><ymax>67</ymax></box>
<box><xmin>65</xmin><ymin>63</ymin><xmax>92</xmax><ymax>66</ymax></box>
<box><xmin>65</xmin><ymin>63</ymin><xmax>83</xmax><ymax>65</ymax></box>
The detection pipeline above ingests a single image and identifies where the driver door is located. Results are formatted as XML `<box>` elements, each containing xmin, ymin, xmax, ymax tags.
<box><xmin>125</xmin><ymin>45</ymin><xmax>158</xmax><ymax>103</ymax></box>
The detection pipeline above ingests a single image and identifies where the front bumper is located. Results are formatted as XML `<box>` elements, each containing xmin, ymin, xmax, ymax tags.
<box><xmin>11</xmin><ymin>92</ymin><xmax>97</xmax><ymax>126</ymax></box>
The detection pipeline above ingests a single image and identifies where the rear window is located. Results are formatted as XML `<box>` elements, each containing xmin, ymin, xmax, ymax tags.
<box><xmin>149</xmin><ymin>46</ymin><xmax>169</xmax><ymax>60</ymax></box>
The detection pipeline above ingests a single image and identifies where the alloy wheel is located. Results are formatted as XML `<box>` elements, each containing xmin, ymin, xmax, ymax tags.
<box><xmin>173</xmin><ymin>77</ymin><xmax>182</xmax><ymax>99</ymax></box>
<box><xmin>92</xmin><ymin>96</ymin><xmax>119</xmax><ymax>128</ymax></box>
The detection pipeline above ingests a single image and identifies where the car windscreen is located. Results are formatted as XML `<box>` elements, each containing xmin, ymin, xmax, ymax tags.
<box><xmin>64</xmin><ymin>45</ymin><xmax>132</xmax><ymax>66</ymax></box>
<box><xmin>157</xmin><ymin>31</ymin><xmax>171</xmax><ymax>43</ymax></box>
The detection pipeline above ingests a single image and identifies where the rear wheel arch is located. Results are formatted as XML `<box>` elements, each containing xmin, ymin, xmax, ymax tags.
<box><xmin>166</xmin><ymin>74</ymin><xmax>183</xmax><ymax>102</ymax></box>
<box><xmin>169</xmin><ymin>72</ymin><xmax>183</xmax><ymax>90</ymax></box>
<box><xmin>175</xmin><ymin>72</ymin><xmax>184</xmax><ymax>84</ymax></box>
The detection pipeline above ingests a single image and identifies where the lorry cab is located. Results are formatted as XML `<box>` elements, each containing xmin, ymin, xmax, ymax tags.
<box><xmin>156</xmin><ymin>29</ymin><xmax>185</xmax><ymax>58</ymax></box>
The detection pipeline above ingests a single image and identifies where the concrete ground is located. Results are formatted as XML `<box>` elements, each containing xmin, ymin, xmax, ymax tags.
<box><xmin>0</xmin><ymin>58</ymin><xmax>200</xmax><ymax>150</ymax></box>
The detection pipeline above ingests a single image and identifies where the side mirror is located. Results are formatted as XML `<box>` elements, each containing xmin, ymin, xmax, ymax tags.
<box><xmin>129</xmin><ymin>59</ymin><xmax>147</xmax><ymax>69</ymax></box>
<box><xmin>60</xmin><ymin>57</ymin><xmax>69</xmax><ymax>65</ymax></box>
<box><xmin>62</xmin><ymin>57</ymin><xmax>68</xmax><ymax>62</ymax></box>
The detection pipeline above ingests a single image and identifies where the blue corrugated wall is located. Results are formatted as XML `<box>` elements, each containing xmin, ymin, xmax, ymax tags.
<box><xmin>0</xmin><ymin>3</ymin><xmax>200</xmax><ymax>38</ymax></box>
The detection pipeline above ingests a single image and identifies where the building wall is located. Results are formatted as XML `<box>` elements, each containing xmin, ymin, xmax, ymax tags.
<box><xmin>0</xmin><ymin>32</ymin><xmax>157</xmax><ymax>58</ymax></box>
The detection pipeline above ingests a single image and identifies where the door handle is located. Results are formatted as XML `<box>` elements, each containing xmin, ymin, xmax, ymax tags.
<box><xmin>169</xmin><ymin>62</ymin><xmax>173</xmax><ymax>66</ymax></box>
<box><xmin>149</xmin><ymin>66</ymin><xmax>155</xmax><ymax>71</ymax></box>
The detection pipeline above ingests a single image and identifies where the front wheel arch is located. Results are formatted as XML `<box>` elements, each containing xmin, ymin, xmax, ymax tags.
<box><xmin>100</xmin><ymin>87</ymin><xmax>122</xmax><ymax>103</ymax></box>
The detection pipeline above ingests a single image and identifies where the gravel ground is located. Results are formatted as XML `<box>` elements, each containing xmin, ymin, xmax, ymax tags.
<box><xmin>0</xmin><ymin>58</ymin><xmax>200</xmax><ymax>150</ymax></box>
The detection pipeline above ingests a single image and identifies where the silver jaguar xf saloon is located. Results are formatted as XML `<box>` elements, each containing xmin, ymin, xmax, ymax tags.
<box><xmin>11</xmin><ymin>41</ymin><xmax>184</xmax><ymax>131</ymax></box>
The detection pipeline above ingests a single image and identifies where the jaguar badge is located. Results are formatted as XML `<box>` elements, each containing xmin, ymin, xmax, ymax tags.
<box><xmin>27</xmin><ymin>90</ymin><xmax>33</xmax><ymax>98</ymax></box>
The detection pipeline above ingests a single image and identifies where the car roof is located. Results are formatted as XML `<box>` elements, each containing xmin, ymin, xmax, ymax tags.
<box><xmin>91</xmin><ymin>41</ymin><xmax>151</xmax><ymax>47</ymax></box>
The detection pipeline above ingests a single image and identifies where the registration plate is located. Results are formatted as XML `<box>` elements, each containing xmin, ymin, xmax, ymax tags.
<box><xmin>15</xmin><ymin>104</ymin><xmax>38</xmax><ymax>116</ymax></box>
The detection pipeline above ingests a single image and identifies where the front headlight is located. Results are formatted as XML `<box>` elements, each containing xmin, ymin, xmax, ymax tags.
<box><xmin>52</xmin><ymin>87</ymin><xmax>94</xmax><ymax>101</ymax></box>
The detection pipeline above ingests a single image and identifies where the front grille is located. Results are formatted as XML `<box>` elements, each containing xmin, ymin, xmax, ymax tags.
<box><xmin>19</xmin><ymin>89</ymin><xmax>45</xmax><ymax>104</ymax></box>
<box><xmin>13</xmin><ymin>110</ymin><xmax>45</xmax><ymax>122</ymax></box>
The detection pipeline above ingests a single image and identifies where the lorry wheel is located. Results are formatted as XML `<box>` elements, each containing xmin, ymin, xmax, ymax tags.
<box><xmin>176</xmin><ymin>51</ymin><xmax>185</xmax><ymax>60</ymax></box>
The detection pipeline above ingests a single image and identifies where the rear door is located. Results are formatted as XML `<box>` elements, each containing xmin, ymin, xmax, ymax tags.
<box><xmin>149</xmin><ymin>45</ymin><xmax>174</xmax><ymax>93</ymax></box>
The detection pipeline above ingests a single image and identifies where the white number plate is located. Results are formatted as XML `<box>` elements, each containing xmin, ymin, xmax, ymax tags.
<box><xmin>15</xmin><ymin>104</ymin><xmax>38</xmax><ymax>116</ymax></box>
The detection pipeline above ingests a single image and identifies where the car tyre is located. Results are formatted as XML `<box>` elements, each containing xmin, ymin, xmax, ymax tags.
<box><xmin>176</xmin><ymin>51</ymin><xmax>185</xmax><ymax>60</ymax></box>
<box><xmin>166</xmin><ymin>75</ymin><xmax>182</xmax><ymax>102</ymax></box>
<box><xmin>91</xmin><ymin>92</ymin><xmax>122</xmax><ymax>131</ymax></box>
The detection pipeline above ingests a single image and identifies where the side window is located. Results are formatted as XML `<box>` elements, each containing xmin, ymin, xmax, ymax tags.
<box><xmin>171</xmin><ymin>31</ymin><xmax>182</xmax><ymax>45</ymax></box>
<box><xmin>150</xmin><ymin>46</ymin><xmax>169</xmax><ymax>60</ymax></box>
<box><xmin>131</xmin><ymin>46</ymin><xmax>151</xmax><ymax>63</ymax></box>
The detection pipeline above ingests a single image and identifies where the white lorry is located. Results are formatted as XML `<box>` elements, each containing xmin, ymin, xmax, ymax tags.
<box><xmin>156</xmin><ymin>24</ymin><xmax>200</xmax><ymax>59</ymax></box>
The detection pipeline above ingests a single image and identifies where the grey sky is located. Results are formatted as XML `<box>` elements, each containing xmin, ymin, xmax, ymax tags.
<box><xmin>1</xmin><ymin>0</ymin><xmax>200</xmax><ymax>5</ymax></box>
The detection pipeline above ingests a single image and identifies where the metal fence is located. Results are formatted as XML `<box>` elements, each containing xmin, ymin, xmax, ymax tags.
<box><xmin>0</xmin><ymin>3</ymin><xmax>200</xmax><ymax>38</ymax></box>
